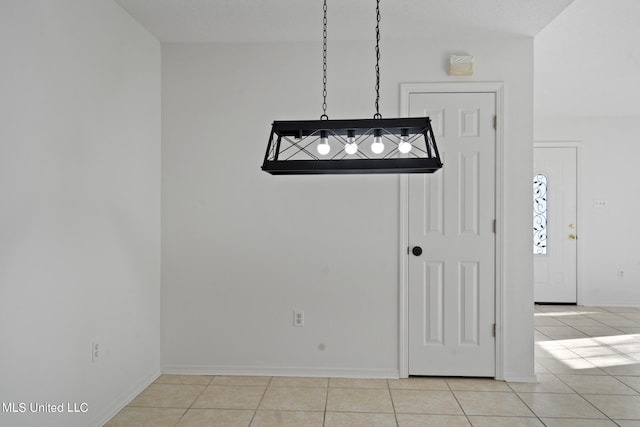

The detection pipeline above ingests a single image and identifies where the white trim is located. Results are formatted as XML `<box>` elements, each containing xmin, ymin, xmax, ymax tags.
<box><xmin>533</xmin><ymin>141</ymin><xmax>581</xmax><ymax>305</ymax></box>
<box><xmin>504</xmin><ymin>375</ymin><xmax>538</xmax><ymax>383</ymax></box>
<box><xmin>533</xmin><ymin>141</ymin><xmax>580</xmax><ymax>146</ymax></box>
<box><xmin>399</xmin><ymin>82</ymin><xmax>505</xmax><ymax>379</ymax></box>
<box><xmin>162</xmin><ymin>365</ymin><xmax>400</xmax><ymax>379</ymax></box>
<box><xmin>399</xmin><ymin>173</ymin><xmax>409</xmax><ymax>377</ymax></box>
<box><xmin>93</xmin><ymin>369</ymin><xmax>160</xmax><ymax>427</ymax></box>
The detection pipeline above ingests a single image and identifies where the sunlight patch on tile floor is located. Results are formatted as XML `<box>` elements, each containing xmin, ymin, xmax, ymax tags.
<box><xmin>535</xmin><ymin>310</ymin><xmax>602</xmax><ymax>317</ymax></box>
<box><xmin>538</xmin><ymin>335</ymin><xmax>640</xmax><ymax>368</ymax></box>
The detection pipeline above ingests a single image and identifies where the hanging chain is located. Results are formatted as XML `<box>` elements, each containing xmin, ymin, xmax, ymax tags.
<box><xmin>321</xmin><ymin>0</ymin><xmax>328</xmax><ymax>120</ymax></box>
<box><xmin>373</xmin><ymin>0</ymin><xmax>382</xmax><ymax>119</ymax></box>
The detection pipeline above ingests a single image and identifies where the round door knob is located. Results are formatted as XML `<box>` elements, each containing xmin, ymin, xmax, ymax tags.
<box><xmin>569</xmin><ymin>234</ymin><xmax>577</xmax><ymax>240</ymax></box>
<box><xmin>412</xmin><ymin>246</ymin><xmax>423</xmax><ymax>256</ymax></box>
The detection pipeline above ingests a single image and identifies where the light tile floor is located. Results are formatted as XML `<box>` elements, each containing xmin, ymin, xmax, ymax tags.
<box><xmin>106</xmin><ymin>305</ymin><xmax>640</xmax><ymax>426</ymax></box>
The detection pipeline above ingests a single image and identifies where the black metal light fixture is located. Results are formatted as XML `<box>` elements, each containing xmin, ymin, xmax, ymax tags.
<box><xmin>261</xmin><ymin>0</ymin><xmax>442</xmax><ymax>175</ymax></box>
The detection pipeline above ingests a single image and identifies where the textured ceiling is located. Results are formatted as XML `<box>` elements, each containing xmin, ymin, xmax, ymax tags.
<box><xmin>115</xmin><ymin>0</ymin><xmax>574</xmax><ymax>43</ymax></box>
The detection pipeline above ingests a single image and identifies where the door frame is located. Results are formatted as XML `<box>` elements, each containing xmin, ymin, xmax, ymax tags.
<box><xmin>399</xmin><ymin>82</ymin><xmax>505</xmax><ymax>379</ymax></box>
<box><xmin>533</xmin><ymin>141</ymin><xmax>581</xmax><ymax>305</ymax></box>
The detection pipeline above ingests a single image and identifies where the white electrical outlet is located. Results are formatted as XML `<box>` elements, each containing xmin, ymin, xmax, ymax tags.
<box><xmin>92</xmin><ymin>341</ymin><xmax>100</xmax><ymax>363</ymax></box>
<box><xmin>293</xmin><ymin>310</ymin><xmax>304</xmax><ymax>327</ymax></box>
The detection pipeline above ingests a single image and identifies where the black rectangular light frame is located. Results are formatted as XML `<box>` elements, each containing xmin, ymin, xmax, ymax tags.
<box><xmin>261</xmin><ymin>117</ymin><xmax>443</xmax><ymax>175</ymax></box>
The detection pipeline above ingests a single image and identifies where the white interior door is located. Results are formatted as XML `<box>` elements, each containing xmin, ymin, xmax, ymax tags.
<box><xmin>533</xmin><ymin>146</ymin><xmax>577</xmax><ymax>303</ymax></box>
<box><xmin>408</xmin><ymin>92</ymin><xmax>496</xmax><ymax>377</ymax></box>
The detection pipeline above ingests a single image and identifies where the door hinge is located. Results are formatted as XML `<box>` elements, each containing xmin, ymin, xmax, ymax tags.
<box><xmin>492</xmin><ymin>324</ymin><xmax>496</xmax><ymax>337</ymax></box>
<box><xmin>492</xmin><ymin>219</ymin><xmax>496</xmax><ymax>234</ymax></box>
<box><xmin>493</xmin><ymin>115</ymin><xmax>497</xmax><ymax>130</ymax></box>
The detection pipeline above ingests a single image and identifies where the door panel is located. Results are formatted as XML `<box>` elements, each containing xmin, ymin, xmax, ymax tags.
<box><xmin>533</xmin><ymin>147</ymin><xmax>577</xmax><ymax>303</ymax></box>
<box><xmin>408</xmin><ymin>92</ymin><xmax>496</xmax><ymax>377</ymax></box>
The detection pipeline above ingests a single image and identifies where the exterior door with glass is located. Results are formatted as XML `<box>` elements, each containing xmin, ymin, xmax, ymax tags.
<box><xmin>533</xmin><ymin>145</ymin><xmax>578</xmax><ymax>303</ymax></box>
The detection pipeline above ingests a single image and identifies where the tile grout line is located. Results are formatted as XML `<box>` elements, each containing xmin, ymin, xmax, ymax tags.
<box><xmin>534</xmin><ymin>307</ymin><xmax>640</xmax><ymax>424</ymax></box>
<box><xmin>541</xmin><ymin>314</ymin><xmax>626</xmax><ymax>425</ymax></box>
<box><xmin>385</xmin><ymin>379</ymin><xmax>400</xmax><ymax>427</ymax></box>
<box><xmin>248</xmin><ymin>375</ymin><xmax>273</xmax><ymax>426</ymax></box>
<box><xmin>445</xmin><ymin>378</ymin><xmax>474</xmax><ymax>425</ymax></box>
<box><xmin>171</xmin><ymin>374</ymin><xmax>215</xmax><ymax>427</ymax></box>
<box><xmin>322</xmin><ymin>379</ymin><xmax>329</xmax><ymax>427</ymax></box>
<box><xmin>505</xmin><ymin>380</ymin><xmax>547</xmax><ymax>426</ymax></box>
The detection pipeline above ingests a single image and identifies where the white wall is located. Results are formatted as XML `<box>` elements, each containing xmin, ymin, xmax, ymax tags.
<box><xmin>162</xmin><ymin>37</ymin><xmax>535</xmax><ymax>380</ymax></box>
<box><xmin>535</xmin><ymin>117</ymin><xmax>640</xmax><ymax>306</ymax></box>
<box><xmin>0</xmin><ymin>1</ymin><xmax>161</xmax><ymax>426</ymax></box>
<box><xmin>534</xmin><ymin>0</ymin><xmax>640</xmax><ymax>307</ymax></box>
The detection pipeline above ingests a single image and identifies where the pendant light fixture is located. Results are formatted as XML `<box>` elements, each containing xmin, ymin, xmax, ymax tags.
<box><xmin>261</xmin><ymin>0</ymin><xmax>443</xmax><ymax>175</ymax></box>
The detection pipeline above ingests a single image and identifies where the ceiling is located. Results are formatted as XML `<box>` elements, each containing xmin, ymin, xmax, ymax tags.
<box><xmin>535</xmin><ymin>0</ymin><xmax>640</xmax><ymax>118</ymax></box>
<box><xmin>114</xmin><ymin>0</ymin><xmax>574</xmax><ymax>43</ymax></box>
<box><xmin>115</xmin><ymin>0</ymin><xmax>640</xmax><ymax>118</ymax></box>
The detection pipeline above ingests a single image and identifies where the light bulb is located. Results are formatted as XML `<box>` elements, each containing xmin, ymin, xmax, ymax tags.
<box><xmin>345</xmin><ymin>132</ymin><xmax>357</xmax><ymax>154</ymax></box>
<box><xmin>398</xmin><ymin>129</ymin><xmax>411</xmax><ymax>153</ymax></box>
<box><xmin>317</xmin><ymin>140</ymin><xmax>330</xmax><ymax>155</ymax></box>
<box><xmin>371</xmin><ymin>136</ymin><xmax>384</xmax><ymax>154</ymax></box>
<box><xmin>398</xmin><ymin>138</ymin><xmax>412</xmax><ymax>154</ymax></box>
<box><xmin>317</xmin><ymin>132</ymin><xmax>330</xmax><ymax>155</ymax></box>
<box><xmin>345</xmin><ymin>142</ymin><xmax>358</xmax><ymax>155</ymax></box>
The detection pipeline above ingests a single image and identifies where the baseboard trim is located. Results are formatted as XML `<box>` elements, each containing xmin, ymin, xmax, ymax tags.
<box><xmin>161</xmin><ymin>365</ymin><xmax>400</xmax><ymax>379</ymax></box>
<box><xmin>503</xmin><ymin>374</ymin><xmax>537</xmax><ymax>383</ymax></box>
<box><xmin>92</xmin><ymin>369</ymin><xmax>161</xmax><ymax>427</ymax></box>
